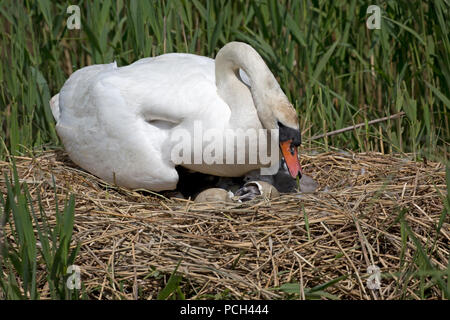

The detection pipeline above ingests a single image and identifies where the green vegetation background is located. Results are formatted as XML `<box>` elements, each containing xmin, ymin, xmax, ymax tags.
<box><xmin>0</xmin><ymin>0</ymin><xmax>449</xmax><ymax>161</ymax></box>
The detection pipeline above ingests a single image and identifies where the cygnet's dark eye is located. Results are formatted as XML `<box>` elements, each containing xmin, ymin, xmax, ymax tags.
<box><xmin>289</xmin><ymin>143</ymin><xmax>296</xmax><ymax>156</ymax></box>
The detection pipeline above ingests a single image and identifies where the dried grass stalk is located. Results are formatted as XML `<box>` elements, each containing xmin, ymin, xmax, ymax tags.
<box><xmin>0</xmin><ymin>150</ymin><xmax>448</xmax><ymax>300</ymax></box>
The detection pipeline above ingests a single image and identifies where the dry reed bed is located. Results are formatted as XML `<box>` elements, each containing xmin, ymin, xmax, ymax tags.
<box><xmin>0</xmin><ymin>150</ymin><xmax>448</xmax><ymax>299</ymax></box>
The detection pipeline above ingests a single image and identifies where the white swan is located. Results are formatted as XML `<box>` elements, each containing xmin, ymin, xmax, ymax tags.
<box><xmin>50</xmin><ymin>42</ymin><xmax>302</xmax><ymax>191</ymax></box>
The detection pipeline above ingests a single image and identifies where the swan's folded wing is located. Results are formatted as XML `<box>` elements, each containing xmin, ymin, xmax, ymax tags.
<box><xmin>112</xmin><ymin>53</ymin><xmax>231</xmax><ymax>126</ymax></box>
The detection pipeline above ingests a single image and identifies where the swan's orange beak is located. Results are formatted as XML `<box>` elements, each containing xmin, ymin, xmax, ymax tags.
<box><xmin>280</xmin><ymin>140</ymin><xmax>302</xmax><ymax>178</ymax></box>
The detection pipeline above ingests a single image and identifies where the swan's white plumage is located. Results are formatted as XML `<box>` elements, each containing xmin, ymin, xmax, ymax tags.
<box><xmin>52</xmin><ymin>42</ymin><xmax>299</xmax><ymax>191</ymax></box>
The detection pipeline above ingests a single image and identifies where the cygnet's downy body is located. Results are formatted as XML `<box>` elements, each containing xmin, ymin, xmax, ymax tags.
<box><xmin>243</xmin><ymin>159</ymin><xmax>318</xmax><ymax>193</ymax></box>
<box><xmin>235</xmin><ymin>180</ymin><xmax>280</xmax><ymax>201</ymax></box>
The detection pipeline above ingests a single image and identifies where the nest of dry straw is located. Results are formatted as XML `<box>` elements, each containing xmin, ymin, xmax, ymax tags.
<box><xmin>0</xmin><ymin>150</ymin><xmax>448</xmax><ymax>300</ymax></box>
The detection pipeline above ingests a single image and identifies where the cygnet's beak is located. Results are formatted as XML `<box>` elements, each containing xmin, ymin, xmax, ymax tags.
<box><xmin>280</xmin><ymin>139</ymin><xmax>302</xmax><ymax>179</ymax></box>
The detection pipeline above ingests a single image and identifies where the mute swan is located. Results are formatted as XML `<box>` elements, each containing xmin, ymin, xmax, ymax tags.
<box><xmin>50</xmin><ymin>42</ymin><xmax>302</xmax><ymax>191</ymax></box>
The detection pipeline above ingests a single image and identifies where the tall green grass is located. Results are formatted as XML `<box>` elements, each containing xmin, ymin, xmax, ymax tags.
<box><xmin>0</xmin><ymin>0</ymin><xmax>449</xmax><ymax>161</ymax></box>
<box><xmin>0</xmin><ymin>161</ymin><xmax>81</xmax><ymax>299</ymax></box>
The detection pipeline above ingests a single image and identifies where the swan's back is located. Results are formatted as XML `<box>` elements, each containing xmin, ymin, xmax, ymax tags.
<box><xmin>51</xmin><ymin>53</ymin><xmax>233</xmax><ymax>190</ymax></box>
<box><xmin>57</xmin><ymin>62</ymin><xmax>118</xmax><ymax>120</ymax></box>
<box><xmin>56</xmin><ymin>54</ymin><xmax>218</xmax><ymax>123</ymax></box>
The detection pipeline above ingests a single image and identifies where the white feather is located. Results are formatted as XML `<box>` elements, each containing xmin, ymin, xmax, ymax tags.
<box><xmin>52</xmin><ymin>42</ymin><xmax>296</xmax><ymax>191</ymax></box>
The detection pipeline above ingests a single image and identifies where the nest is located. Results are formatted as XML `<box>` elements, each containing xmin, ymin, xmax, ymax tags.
<box><xmin>0</xmin><ymin>150</ymin><xmax>448</xmax><ymax>300</ymax></box>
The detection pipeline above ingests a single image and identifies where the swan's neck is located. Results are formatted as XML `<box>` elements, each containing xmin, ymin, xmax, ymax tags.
<box><xmin>215</xmin><ymin>42</ymin><xmax>285</xmax><ymax>130</ymax></box>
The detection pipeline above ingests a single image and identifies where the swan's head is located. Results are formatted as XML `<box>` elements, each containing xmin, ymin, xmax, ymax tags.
<box><xmin>271</xmin><ymin>100</ymin><xmax>302</xmax><ymax>179</ymax></box>
<box><xmin>252</xmin><ymin>84</ymin><xmax>302</xmax><ymax>179</ymax></box>
<box><xmin>252</xmin><ymin>93</ymin><xmax>303</xmax><ymax>179</ymax></box>
<box><xmin>215</xmin><ymin>41</ymin><xmax>303</xmax><ymax>178</ymax></box>
<box><xmin>241</xmin><ymin>52</ymin><xmax>302</xmax><ymax>179</ymax></box>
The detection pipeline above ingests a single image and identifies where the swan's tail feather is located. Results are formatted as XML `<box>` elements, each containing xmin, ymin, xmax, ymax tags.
<box><xmin>49</xmin><ymin>94</ymin><xmax>60</xmax><ymax>121</ymax></box>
